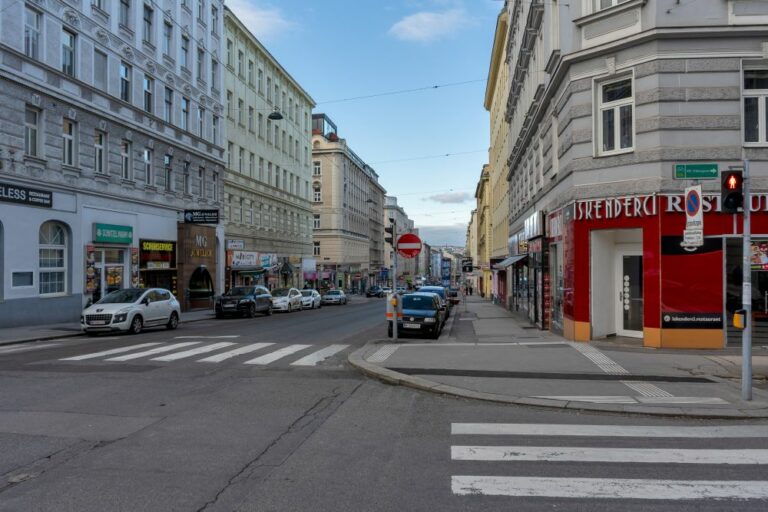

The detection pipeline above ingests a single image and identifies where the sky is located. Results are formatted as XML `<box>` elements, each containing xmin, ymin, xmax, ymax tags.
<box><xmin>227</xmin><ymin>0</ymin><xmax>501</xmax><ymax>247</ymax></box>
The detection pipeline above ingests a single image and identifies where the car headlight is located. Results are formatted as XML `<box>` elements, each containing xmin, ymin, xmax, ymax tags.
<box><xmin>424</xmin><ymin>317</ymin><xmax>436</xmax><ymax>323</ymax></box>
<box><xmin>113</xmin><ymin>314</ymin><xmax>128</xmax><ymax>323</ymax></box>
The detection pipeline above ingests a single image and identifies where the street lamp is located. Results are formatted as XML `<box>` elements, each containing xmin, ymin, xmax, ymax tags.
<box><xmin>268</xmin><ymin>107</ymin><xmax>283</xmax><ymax>121</ymax></box>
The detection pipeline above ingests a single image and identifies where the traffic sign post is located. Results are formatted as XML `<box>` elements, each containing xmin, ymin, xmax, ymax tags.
<box><xmin>681</xmin><ymin>185</ymin><xmax>703</xmax><ymax>248</ymax></box>
<box><xmin>397</xmin><ymin>233</ymin><xmax>422</xmax><ymax>259</ymax></box>
<box><xmin>742</xmin><ymin>160</ymin><xmax>752</xmax><ymax>401</ymax></box>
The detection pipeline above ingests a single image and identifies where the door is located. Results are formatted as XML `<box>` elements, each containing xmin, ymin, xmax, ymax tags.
<box><xmin>146</xmin><ymin>290</ymin><xmax>166</xmax><ymax>325</ymax></box>
<box><xmin>616</xmin><ymin>251</ymin><xmax>643</xmax><ymax>337</ymax></box>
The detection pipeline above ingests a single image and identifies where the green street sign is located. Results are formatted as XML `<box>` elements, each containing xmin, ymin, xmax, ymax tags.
<box><xmin>93</xmin><ymin>223</ymin><xmax>133</xmax><ymax>244</ymax></box>
<box><xmin>674</xmin><ymin>163</ymin><xmax>718</xmax><ymax>180</ymax></box>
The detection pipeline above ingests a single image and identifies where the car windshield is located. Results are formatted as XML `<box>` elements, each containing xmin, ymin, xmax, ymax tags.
<box><xmin>272</xmin><ymin>288</ymin><xmax>290</xmax><ymax>297</ymax></box>
<box><xmin>227</xmin><ymin>287</ymin><xmax>253</xmax><ymax>296</ymax></box>
<box><xmin>403</xmin><ymin>296</ymin><xmax>435</xmax><ymax>310</ymax></box>
<box><xmin>301</xmin><ymin>290</ymin><xmax>314</xmax><ymax>297</ymax></box>
<box><xmin>96</xmin><ymin>288</ymin><xmax>145</xmax><ymax>304</ymax></box>
<box><xmin>327</xmin><ymin>291</ymin><xmax>341</xmax><ymax>295</ymax></box>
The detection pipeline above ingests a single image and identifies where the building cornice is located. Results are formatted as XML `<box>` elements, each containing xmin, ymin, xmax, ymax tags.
<box><xmin>484</xmin><ymin>9</ymin><xmax>510</xmax><ymax>110</ymax></box>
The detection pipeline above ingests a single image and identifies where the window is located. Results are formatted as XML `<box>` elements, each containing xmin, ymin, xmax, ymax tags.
<box><xmin>25</xmin><ymin>7</ymin><xmax>40</xmax><ymax>60</ymax></box>
<box><xmin>164</xmin><ymin>87</ymin><xmax>173</xmax><ymax>123</ymax></box>
<box><xmin>162</xmin><ymin>22</ymin><xmax>172</xmax><ymax>55</ymax></box>
<box><xmin>237</xmin><ymin>51</ymin><xmax>244</xmax><ymax>77</ymax></box>
<box><xmin>198</xmin><ymin>107</ymin><xmax>205</xmax><ymax>136</ymax></box>
<box><xmin>248</xmin><ymin>60</ymin><xmax>254</xmax><ymax>85</ymax></box>
<box><xmin>313</xmin><ymin>242</ymin><xmax>320</xmax><ymax>256</ymax></box>
<box><xmin>183</xmin><ymin>161</ymin><xmax>191</xmax><ymax>194</ymax></box>
<box><xmin>181</xmin><ymin>97</ymin><xmax>189</xmax><ymax>130</ymax></box>
<box><xmin>143</xmin><ymin>75</ymin><xmax>153</xmax><ymax>113</ymax></box>
<box><xmin>226</xmin><ymin>39</ymin><xmax>233</xmax><ymax>67</ymax></box>
<box><xmin>197</xmin><ymin>0</ymin><xmax>204</xmax><ymax>20</ymax></box>
<box><xmin>164</xmin><ymin>154</ymin><xmax>173</xmax><ymax>191</ymax></box>
<box><xmin>597</xmin><ymin>77</ymin><xmax>633</xmax><ymax>155</ymax></box>
<box><xmin>238</xmin><ymin>147</ymin><xmax>244</xmax><ymax>173</ymax></box>
<box><xmin>313</xmin><ymin>161</ymin><xmax>321</xmax><ymax>176</ymax></box>
<box><xmin>181</xmin><ymin>36</ymin><xmax>189</xmax><ymax>68</ymax></box>
<box><xmin>120</xmin><ymin>140</ymin><xmax>131</xmax><ymax>180</ymax></box>
<box><xmin>227</xmin><ymin>142</ymin><xmax>233</xmax><ymax>168</ymax></box>
<box><xmin>274</xmin><ymin>125</ymin><xmax>280</xmax><ymax>149</ymax></box>
<box><xmin>61</xmin><ymin>29</ymin><xmax>76</xmax><ymax>77</ymax></box>
<box><xmin>266</xmin><ymin>76</ymin><xmax>272</xmax><ymax>101</ymax></box>
<box><xmin>120</xmin><ymin>61</ymin><xmax>131</xmax><ymax>102</ymax></box>
<box><xmin>94</xmin><ymin>131</ymin><xmax>106</xmax><ymax>174</ymax></box>
<box><xmin>62</xmin><ymin>119</ymin><xmax>76</xmax><ymax>166</ymax></box>
<box><xmin>199</xmin><ymin>167</ymin><xmax>205</xmax><ymax>198</ymax></box>
<box><xmin>92</xmin><ymin>0</ymin><xmax>106</xmax><ymax>10</ymax></box>
<box><xmin>25</xmin><ymin>107</ymin><xmax>40</xmax><ymax>157</ymax></box>
<box><xmin>94</xmin><ymin>49</ymin><xmax>107</xmax><ymax>90</ymax></box>
<box><xmin>258</xmin><ymin>113</ymin><xmax>264</xmax><ymax>138</ymax></box>
<box><xmin>143</xmin><ymin>148</ymin><xmax>153</xmax><ymax>185</ymax></box>
<box><xmin>266</xmin><ymin>118</ymin><xmax>272</xmax><ymax>143</ymax></box>
<box><xmin>259</xmin><ymin>157</ymin><xmax>264</xmax><ymax>181</ymax></box>
<box><xmin>313</xmin><ymin>190</ymin><xmax>321</xmax><ymax>202</ymax></box>
<box><xmin>196</xmin><ymin>48</ymin><xmax>205</xmax><ymax>82</ymax></box>
<box><xmin>212</xmin><ymin>172</ymin><xmax>218</xmax><ymax>199</ymax></box>
<box><xmin>211</xmin><ymin>5</ymin><xmax>218</xmax><ymax>34</ymax></box>
<box><xmin>258</xmin><ymin>68</ymin><xmax>264</xmax><ymax>94</ymax></box>
<box><xmin>142</xmin><ymin>4</ymin><xmax>153</xmax><ymax>44</ymax></box>
<box><xmin>212</xmin><ymin>115</ymin><xmax>219</xmax><ymax>144</ymax></box>
<box><xmin>267</xmin><ymin>162</ymin><xmax>272</xmax><ymax>184</ymax></box>
<box><xmin>39</xmin><ymin>222</ymin><xmax>67</xmax><ymax>296</ymax></box>
<box><xmin>743</xmin><ymin>69</ymin><xmax>768</xmax><ymax>144</ymax></box>
<box><xmin>210</xmin><ymin>60</ymin><xmax>218</xmax><ymax>88</ymax></box>
<box><xmin>248</xmin><ymin>106</ymin><xmax>254</xmax><ymax>131</ymax></box>
<box><xmin>249</xmin><ymin>152</ymin><xmax>255</xmax><ymax>177</ymax></box>
<box><xmin>238</xmin><ymin>99</ymin><xmax>244</xmax><ymax>125</ymax></box>
<box><xmin>226</xmin><ymin>90</ymin><xmax>233</xmax><ymax>118</ymax></box>
<box><xmin>595</xmin><ymin>0</ymin><xmax>630</xmax><ymax>10</ymax></box>
<box><xmin>313</xmin><ymin>214</ymin><xmax>320</xmax><ymax>229</ymax></box>
<box><xmin>119</xmin><ymin>0</ymin><xmax>130</xmax><ymax>27</ymax></box>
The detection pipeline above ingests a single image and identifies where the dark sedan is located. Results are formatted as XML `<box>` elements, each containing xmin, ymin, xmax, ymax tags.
<box><xmin>215</xmin><ymin>285</ymin><xmax>273</xmax><ymax>318</ymax></box>
<box><xmin>388</xmin><ymin>292</ymin><xmax>445</xmax><ymax>339</ymax></box>
<box><xmin>366</xmin><ymin>286</ymin><xmax>384</xmax><ymax>298</ymax></box>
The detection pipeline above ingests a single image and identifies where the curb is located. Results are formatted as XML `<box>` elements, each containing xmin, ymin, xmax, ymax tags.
<box><xmin>347</xmin><ymin>345</ymin><xmax>768</xmax><ymax>419</ymax></box>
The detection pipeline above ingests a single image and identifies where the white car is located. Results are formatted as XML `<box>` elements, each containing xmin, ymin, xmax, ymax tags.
<box><xmin>321</xmin><ymin>290</ymin><xmax>347</xmax><ymax>305</ymax></box>
<box><xmin>81</xmin><ymin>288</ymin><xmax>180</xmax><ymax>335</ymax></box>
<box><xmin>300</xmin><ymin>289</ymin><xmax>322</xmax><ymax>309</ymax></box>
<box><xmin>271</xmin><ymin>287</ymin><xmax>303</xmax><ymax>312</ymax></box>
<box><xmin>381</xmin><ymin>287</ymin><xmax>393</xmax><ymax>295</ymax></box>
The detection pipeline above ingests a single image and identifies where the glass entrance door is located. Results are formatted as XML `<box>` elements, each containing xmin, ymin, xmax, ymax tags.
<box><xmin>617</xmin><ymin>253</ymin><xmax>643</xmax><ymax>337</ymax></box>
<box><xmin>93</xmin><ymin>248</ymin><xmax>126</xmax><ymax>302</ymax></box>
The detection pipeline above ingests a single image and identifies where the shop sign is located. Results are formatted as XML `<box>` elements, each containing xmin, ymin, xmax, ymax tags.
<box><xmin>524</xmin><ymin>211</ymin><xmax>543</xmax><ymax>240</ymax></box>
<box><xmin>191</xmin><ymin>234</ymin><xmax>212</xmax><ymax>258</ymax></box>
<box><xmin>184</xmin><ymin>209</ymin><xmax>219</xmax><ymax>224</ymax></box>
<box><xmin>518</xmin><ymin>238</ymin><xmax>528</xmax><ymax>254</ymax></box>
<box><xmin>662</xmin><ymin>312</ymin><xmax>722</xmax><ymax>329</ymax></box>
<box><xmin>230</xmin><ymin>251</ymin><xmax>259</xmax><ymax>268</ymax></box>
<box><xmin>681</xmin><ymin>185</ymin><xmax>704</xmax><ymax>248</ymax></box>
<box><xmin>93</xmin><ymin>223</ymin><xmax>133</xmax><ymax>244</ymax></box>
<box><xmin>260</xmin><ymin>253</ymin><xmax>277</xmax><ymax>268</ymax></box>
<box><xmin>575</xmin><ymin>196</ymin><xmax>656</xmax><ymax>221</ymax></box>
<box><xmin>0</xmin><ymin>181</ymin><xmax>52</xmax><ymax>208</ymax></box>
<box><xmin>226</xmin><ymin>239</ymin><xmax>244</xmax><ymax>250</ymax></box>
<box><xmin>140</xmin><ymin>239</ymin><xmax>176</xmax><ymax>269</ymax></box>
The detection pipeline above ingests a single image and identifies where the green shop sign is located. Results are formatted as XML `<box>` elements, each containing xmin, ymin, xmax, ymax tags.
<box><xmin>93</xmin><ymin>223</ymin><xmax>133</xmax><ymax>244</ymax></box>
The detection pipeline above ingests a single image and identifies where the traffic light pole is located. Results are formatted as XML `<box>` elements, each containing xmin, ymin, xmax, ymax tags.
<box><xmin>392</xmin><ymin>243</ymin><xmax>398</xmax><ymax>342</ymax></box>
<box><xmin>742</xmin><ymin>158</ymin><xmax>752</xmax><ymax>401</ymax></box>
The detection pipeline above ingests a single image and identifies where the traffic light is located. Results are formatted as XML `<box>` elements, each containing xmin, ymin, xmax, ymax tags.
<box><xmin>721</xmin><ymin>170</ymin><xmax>743</xmax><ymax>213</ymax></box>
<box><xmin>384</xmin><ymin>218</ymin><xmax>395</xmax><ymax>246</ymax></box>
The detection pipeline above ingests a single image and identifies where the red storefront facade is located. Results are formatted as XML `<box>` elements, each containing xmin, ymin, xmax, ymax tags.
<box><xmin>552</xmin><ymin>193</ymin><xmax>768</xmax><ymax>349</ymax></box>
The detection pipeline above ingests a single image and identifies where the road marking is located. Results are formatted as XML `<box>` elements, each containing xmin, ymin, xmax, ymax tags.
<box><xmin>243</xmin><ymin>344</ymin><xmax>311</xmax><ymax>365</ymax></box>
<box><xmin>291</xmin><ymin>345</ymin><xmax>349</xmax><ymax>366</ymax></box>
<box><xmin>174</xmin><ymin>335</ymin><xmax>241</xmax><ymax>339</ymax></box>
<box><xmin>621</xmin><ymin>381</ymin><xmax>673</xmax><ymax>397</ymax></box>
<box><xmin>568</xmin><ymin>342</ymin><xmax>629</xmax><ymax>375</ymax></box>
<box><xmin>451</xmin><ymin>476</ymin><xmax>768</xmax><ymax>499</ymax></box>
<box><xmin>532</xmin><ymin>395</ymin><xmax>638</xmax><ymax>404</ymax></box>
<box><xmin>451</xmin><ymin>446</ymin><xmax>768</xmax><ymax>465</ymax></box>
<box><xmin>367</xmin><ymin>345</ymin><xmax>399</xmax><ymax>363</ymax></box>
<box><xmin>451</xmin><ymin>423</ymin><xmax>768</xmax><ymax>438</ymax></box>
<box><xmin>60</xmin><ymin>343</ymin><xmax>162</xmax><ymax>361</ymax></box>
<box><xmin>151</xmin><ymin>342</ymin><xmax>237</xmax><ymax>361</ymax></box>
<box><xmin>197</xmin><ymin>343</ymin><xmax>274</xmax><ymax>363</ymax></box>
<box><xmin>0</xmin><ymin>343</ymin><xmax>60</xmax><ymax>355</ymax></box>
<box><xmin>106</xmin><ymin>342</ymin><xmax>201</xmax><ymax>361</ymax></box>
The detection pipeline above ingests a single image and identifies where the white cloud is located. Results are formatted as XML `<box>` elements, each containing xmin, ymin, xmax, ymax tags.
<box><xmin>226</xmin><ymin>0</ymin><xmax>294</xmax><ymax>41</ymax></box>
<box><xmin>429</xmin><ymin>192</ymin><xmax>472</xmax><ymax>204</ymax></box>
<box><xmin>388</xmin><ymin>9</ymin><xmax>469</xmax><ymax>42</ymax></box>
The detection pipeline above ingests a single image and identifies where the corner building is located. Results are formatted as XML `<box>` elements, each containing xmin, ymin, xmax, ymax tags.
<box><xmin>499</xmin><ymin>0</ymin><xmax>768</xmax><ymax>348</ymax></box>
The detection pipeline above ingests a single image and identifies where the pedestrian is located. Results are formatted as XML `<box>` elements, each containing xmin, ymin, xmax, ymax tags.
<box><xmin>469</xmin><ymin>285</ymin><xmax>473</xmax><ymax>296</ymax></box>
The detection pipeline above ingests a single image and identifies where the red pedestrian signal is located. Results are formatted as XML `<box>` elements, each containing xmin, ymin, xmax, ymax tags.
<box><xmin>721</xmin><ymin>170</ymin><xmax>743</xmax><ymax>213</ymax></box>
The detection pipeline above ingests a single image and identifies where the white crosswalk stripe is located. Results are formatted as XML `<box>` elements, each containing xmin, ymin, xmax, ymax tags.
<box><xmin>197</xmin><ymin>343</ymin><xmax>274</xmax><ymax>363</ymax></box>
<box><xmin>106</xmin><ymin>342</ymin><xmax>201</xmax><ymax>361</ymax></box>
<box><xmin>290</xmin><ymin>345</ymin><xmax>348</xmax><ymax>366</ymax></box>
<box><xmin>60</xmin><ymin>343</ymin><xmax>162</xmax><ymax>361</ymax></box>
<box><xmin>451</xmin><ymin>422</ymin><xmax>768</xmax><ymax>501</ymax></box>
<box><xmin>151</xmin><ymin>342</ymin><xmax>236</xmax><ymax>362</ymax></box>
<box><xmin>243</xmin><ymin>344</ymin><xmax>311</xmax><ymax>365</ymax></box>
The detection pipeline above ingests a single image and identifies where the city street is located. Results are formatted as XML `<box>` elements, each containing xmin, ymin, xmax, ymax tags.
<box><xmin>0</xmin><ymin>298</ymin><xmax>766</xmax><ymax>511</ymax></box>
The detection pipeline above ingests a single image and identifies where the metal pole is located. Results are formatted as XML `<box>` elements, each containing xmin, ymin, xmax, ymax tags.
<box><xmin>742</xmin><ymin>158</ymin><xmax>752</xmax><ymax>401</ymax></box>
<box><xmin>392</xmin><ymin>221</ymin><xmax>398</xmax><ymax>342</ymax></box>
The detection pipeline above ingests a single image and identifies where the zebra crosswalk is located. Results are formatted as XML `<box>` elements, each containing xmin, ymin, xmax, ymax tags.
<box><xmin>59</xmin><ymin>341</ymin><xmax>351</xmax><ymax>368</ymax></box>
<box><xmin>450</xmin><ymin>422</ymin><xmax>768</xmax><ymax>501</ymax></box>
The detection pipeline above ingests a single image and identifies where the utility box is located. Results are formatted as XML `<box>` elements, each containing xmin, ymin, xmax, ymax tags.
<box><xmin>733</xmin><ymin>309</ymin><xmax>747</xmax><ymax>329</ymax></box>
<box><xmin>386</xmin><ymin>293</ymin><xmax>402</xmax><ymax>324</ymax></box>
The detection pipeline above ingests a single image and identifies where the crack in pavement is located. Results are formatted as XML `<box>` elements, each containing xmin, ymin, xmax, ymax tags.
<box><xmin>195</xmin><ymin>381</ymin><xmax>364</xmax><ymax>512</ymax></box>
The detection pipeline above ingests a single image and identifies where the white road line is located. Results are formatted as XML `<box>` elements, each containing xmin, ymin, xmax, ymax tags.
<box><xmin>0</xmin><ymin>343</ymin><xmax>60</xmax><ymax>355</ymax></box>
<box><xmin>106</xmin><ymin>342</ymin><xmax>200</xmax><ymax>361</ymax></box>
<box><xmin>621</xmin><ymin>381</ymin><xmax>673</xmax><ymax>398</ymax></box>
<box><xmin>367</xmin><ymin>345</ymin><xmax>399</xmax><ymax>363</ymax></box>
<box><xmin>243</xmin><ymin>344</ymin><xmax>310</xmax><ymax>365</ymax></box>
<box><xmin>60</xmin><ymin>343</ymin><xmax>162</xmax><ymax>361</ymax></box>
<box><xmin>151</xmin><ymin>342</ymin><xmax>237</xmax><ymax>362</ymax></box>
<box><xmin>451</xmin><ymin>446</ymin><xmax>768</xmax><ymax>465</ymax></box>
<box><xmin>291</xmin><ymin>345</ymin><xmax>349</xmax><ymax>366</ymax></box>
<box><xmin>532</xmin><ymin>396</ymin><xmax>638</xmax><ymax>404</ymax></box>
<box><xmin>197</xmin><ymin>343</ymin><xmax>274</xmax><ymax>363</ymax></box>
<box><xmin>174</xmin><ymin>335</ymin><xmax>241</xmax><ymax>339</ymax></box>
<box><xmin>450</xmin><ymin>423</ymin><xmax>768</xmax><ymax>438</ymax></box>
<box><xmin>568</xmin><ymin>342</ymin><xmax>629</xmax><ymax>375</ymax></box>
<box><xmin>451</xmin><ymin>476</ymin><xmax>768</xmax><ymax>499</ymax></box>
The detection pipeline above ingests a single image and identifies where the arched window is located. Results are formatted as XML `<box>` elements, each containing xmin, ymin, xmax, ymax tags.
<box><xmin>39</xmin><ymin>221</ymin><xmax>67</xmax><ymax>295</ymax></box>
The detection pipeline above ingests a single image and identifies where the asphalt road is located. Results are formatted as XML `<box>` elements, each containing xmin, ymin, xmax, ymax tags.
<box><xmin>0</xmin><ymin>297</ymin><xmax>767</xmax><ymax>511</ymax></box>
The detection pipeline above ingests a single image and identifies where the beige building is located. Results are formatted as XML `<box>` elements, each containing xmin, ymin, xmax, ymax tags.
<box><xmin>474</xmin><ymin>166</ymin><xmax>492</xmax><ymax>298</ymax></box>
<box><xmin>383</xmin><ymin>196</ymin><xmax>416</xmax><ymax>287</ymax></box>
<box><xmin>465</xmin><ymin>209</ymin><xmax>480</xmax><ymax>292</ymax></box>
<box><xmin>311</xmin><ymin>114</ymin><xmax>386</xmax><ymax>291</ymax></box>
<box><xmin>223</xmin><ymin>8</ymin><xmax>315</xmax><ymax>289</ymax></box>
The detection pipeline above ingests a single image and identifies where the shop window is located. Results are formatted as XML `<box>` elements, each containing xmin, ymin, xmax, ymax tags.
<box><xmin>39</xmin><ymin>221</ymin><xmax>68</xmax><ymax>296</ymax></box>
<box><xmin>596</xmin><ymin>76</ymin><xmax>633</xmax><ymax>155</ymax></box>
<box><xmin>189</xmin><ymin>266</ymin><xmax>213</xmax><ymax>299</ymax></box>
<box><xmin>744</xmin><ymin>69</ymin><xmax>768</xmax><ymax>144</ymax></box>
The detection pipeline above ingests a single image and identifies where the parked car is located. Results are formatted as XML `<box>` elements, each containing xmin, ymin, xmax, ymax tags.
<box><xmin>388</xmin><ymin>292</ymin><xmax>445</xmax><ymax>339</ymax></box>
<box><xmin>271</xmin><ymin>288</ymin><xmax>303</xmax><ymax>312</ymax></box>
<box><xmin>322</xmin><ymin>289</ymin><xmax>347</xmax><ymax>305</ymax></box>
<box><xmin>447</xmin><ymin>286</ymin><xmax>461</xmax><ymax>305</ymax></box>
<box><xmin>215</xmin><ymin>285</ymin><xmax>272</xmax><ymax>318</ymax></box>
<box><xmin>366</xmin><ymin>286</ymin><xmax>384</xmax><ymax>298</ymax></box>
<box><xmin>396</xmin><ymin>287</ymin><xmax>407</xmax><ymax>295</ymax></box>
<box><xmin>301</xmin><ymin>289</ymin><xmax>322</xmax><ymax>309</ymax></box>
<box><xmin>81</xmin><ymin>288</ymin><xmax>180</xmax><ymax>335</ymax></box>
<box><xmin>381</xmin><ymin>287</ymin><xmax>393</xmax><ymax>295</ymax></box>
<box><xmin>418</xmin><ymin>286</ymin><xmax>451</xmax><ymax>316</ymax></box>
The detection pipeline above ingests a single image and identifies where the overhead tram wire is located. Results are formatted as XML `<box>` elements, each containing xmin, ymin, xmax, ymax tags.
<box><xmin>316</xmin><ymin>79</ymin><xmax>487</xmax><ymax>105</ymax></box>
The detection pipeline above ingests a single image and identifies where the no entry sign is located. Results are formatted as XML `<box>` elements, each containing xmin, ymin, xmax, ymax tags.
<box><xmin>397</xmin><ymin>233</ymin><xmax>422</xmax><ymax>259</ymax></box>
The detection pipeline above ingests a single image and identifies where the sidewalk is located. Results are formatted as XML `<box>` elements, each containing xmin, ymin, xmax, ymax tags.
<box><xmin>0</xmin><ymin>309</ymin><xmax>217</xmax><ymax>346</ymax></box>
<box><xmin>349</xmin><ymin>296</ymin><xmax>768</xmax><ymax>418</ymax></box>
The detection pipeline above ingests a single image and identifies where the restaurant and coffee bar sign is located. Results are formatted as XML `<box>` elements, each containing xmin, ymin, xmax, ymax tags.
<box><xmin>575</xmin><ymin>194</ymin><xmax>768</xmax><ymax>221</ymax></box>
<box><xmin>0</xmin><ymin>181</ymin><xmax>52</xmax><ymax>208</ymax></box>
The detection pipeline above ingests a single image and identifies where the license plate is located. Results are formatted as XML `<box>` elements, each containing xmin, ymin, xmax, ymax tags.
<box><xmin>223</xmin><ymin>304</ymin><xmax>235</xmax><ymax>309</ymax></box>
<box><xmin>403</xmin><ymin>323</ymin><xmax>420</xmax><ymax>329</ymax></box>
<box><xmin>90</xmin><ymin>320</ymin><xmax>106</xmax><ymax>325</ymax></box>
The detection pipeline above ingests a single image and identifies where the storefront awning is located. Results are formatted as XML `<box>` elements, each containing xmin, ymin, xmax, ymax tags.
<box><xmin>493</xmin><ymin>254</ymin><xmax>527</xmax><ymax>270</ymax></box>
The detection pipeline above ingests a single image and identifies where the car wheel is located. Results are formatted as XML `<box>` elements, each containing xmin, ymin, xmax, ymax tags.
<box><xmin>129</xmin><ymin>315</ymin><xmax>143</xmax><ymax>335</ymax></box>
<box><xmin>265</xmin><ymin>305</ymin><xmax>273</xmax><ymax>316</ymax></box>
<box><xmin>287</xmin><ymin>303</ymin><xmax>292</xmax><ymax>313</ymax></box>
<box><xmin>248</xmin><ymin>304</ymin><xmax>257</xmax><ymax>318</ymax></box>
<box><xmin>166</xmin><ymin>312</ymin><xmax>179</xmax><ymax>330</ymax></box>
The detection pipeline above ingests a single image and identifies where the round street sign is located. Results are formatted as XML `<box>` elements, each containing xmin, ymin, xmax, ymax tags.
<box><xmin>397</xmin><ymin>233</ymin><xmax>422</xmax><ymax>259</ymax></box>
<box><xmin>685</xmin><ymin>188</ymin><xmax>701</xmax><ymax>217</ymax></box>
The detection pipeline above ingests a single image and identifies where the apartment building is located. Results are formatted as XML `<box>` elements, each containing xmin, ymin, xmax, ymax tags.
<box><xmin>0</xmin><ymin>0</ymin><xmax>226</xmax><ymax>325</ymax></box>
<box><xmin>383</xmin><ymin>195</ymin><xmax>416</xmax><ymax>287</ymax></box>
<box><xmin>222</xmin><ymin>8</ymin><xmax>314</xmax><ymax>290</ymax></box>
